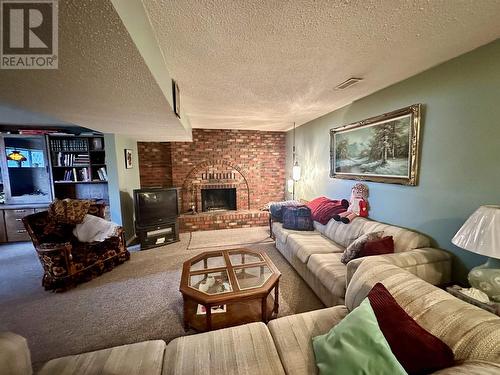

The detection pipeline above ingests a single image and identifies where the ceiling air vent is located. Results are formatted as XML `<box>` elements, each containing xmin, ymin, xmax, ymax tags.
<box><xmin>335</xmin><ymin>77</ymin><xmax>363</xmax><ymax>90</ymax></box>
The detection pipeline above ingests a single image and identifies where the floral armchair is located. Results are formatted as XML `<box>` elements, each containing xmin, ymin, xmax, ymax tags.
<box><xmin>23</xmin><ymin>202</ymin><xmax>130</xmax><ymax>291</ymax></box>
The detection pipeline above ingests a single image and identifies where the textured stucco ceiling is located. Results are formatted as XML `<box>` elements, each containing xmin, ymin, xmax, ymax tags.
<box><xmin>0</xmin><ymin>0</ymin><xmax>190</xmax><ymax>141</ymax></box>
<box><xmin>142</xmin><ymin>0</ymin><xmax>500</xmax><ymax>131</ymax></box>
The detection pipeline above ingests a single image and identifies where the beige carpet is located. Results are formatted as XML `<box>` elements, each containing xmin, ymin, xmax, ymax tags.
<box><xmin>0</xmin><ymin>227</ymin><xmax>323</xmax><ymax>369</ymax></box>
<box><xmin>187</xmin><ymin>226</ymin><xmax>272</xmax><ymax>250</ymax></box>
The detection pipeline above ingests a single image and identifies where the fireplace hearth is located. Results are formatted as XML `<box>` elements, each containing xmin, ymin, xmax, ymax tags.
<box><xmin>201</xmin><ymin>188</ymin><xmax>237</xmax><ymax>212</ymax></box>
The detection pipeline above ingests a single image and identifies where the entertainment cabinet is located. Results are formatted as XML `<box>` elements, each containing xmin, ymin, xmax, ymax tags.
<box><xmin>0</xmin><ymin>133</ymin><xmax>109</xmax><ymax>243</ymax></box>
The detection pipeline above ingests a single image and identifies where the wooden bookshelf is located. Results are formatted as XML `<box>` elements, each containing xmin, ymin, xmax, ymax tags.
<box><xmin>47</xmin><ymin>135</ymin><xmax>109</xmax><ymax>203</ymax></box>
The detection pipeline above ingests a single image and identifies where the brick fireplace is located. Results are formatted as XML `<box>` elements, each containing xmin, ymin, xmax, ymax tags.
<box><xmin>138</xmin><ymin>129</ymin><xmax>286</xmax><ymax>232</ymax></box>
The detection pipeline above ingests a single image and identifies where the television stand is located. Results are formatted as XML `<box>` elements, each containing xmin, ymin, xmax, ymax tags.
<box><xmin>136</xmin><ymin>219</ymin><xmax>179</xmax><ymax>250</ymax></box>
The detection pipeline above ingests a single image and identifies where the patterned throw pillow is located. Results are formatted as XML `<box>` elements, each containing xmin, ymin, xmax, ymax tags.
<box><xmin>282</xmin><ymin>205</ymin><xmax>314</xmax><ymax>231</ymax></box>
<box><xmin>49</xmin><ymin>199</ymin><xmax>92</xmax><ymax>225</ymax></box>
<box><xmin>341</xmin><ymin>231</ymin><xmax>384</xmax><ymax>264</ymax></box>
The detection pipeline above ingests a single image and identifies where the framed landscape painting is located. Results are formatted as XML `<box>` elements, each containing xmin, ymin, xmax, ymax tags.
<box><xmin>330</xmin><ymin>104</ymin><xmax>422</xmax><ymax>185</ymax></box>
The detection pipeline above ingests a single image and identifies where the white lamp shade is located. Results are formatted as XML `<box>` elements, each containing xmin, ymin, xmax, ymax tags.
<box><xmin>292</xmin><ymin>163</ymin><xmax>301</xmax><ymax>181</ymax></box>
<box><xmin>452</xmin><ymin>205</ymin><xmax>500</xmax><ymax>258</ymax></box>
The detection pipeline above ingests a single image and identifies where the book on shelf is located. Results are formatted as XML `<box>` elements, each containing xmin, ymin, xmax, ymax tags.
<box><xmin>19</xmin><ymin>129</ymin><xmax>54</xmax><ymax>135</ymax></box>
<box><xmin>50</xmin><ymin>138</ymin><xmax>88</xmax><ymax>152</ymax></box>
<box><xmin>59</xmin><ymin>167</ymin><xmax>90</xmax><ymax>182</ymax></box>
<box><xmin>96</xmin><ymin>167</ymin><xmax>108</xmax><ymax>181</ymax></box>
<box><xmin>55</xmin><ymin>152</ymin><xmax>89</xmax><ymax>166</ymax></box>
<box><xmin>79</xmin><ymin>132</ymin><xmax>102</xmax><ymax>136</ymax></box>
<box><xmin>48</xmin><ymin>132</ymin><xmax>74</xmax><ymax>136</ymax></box>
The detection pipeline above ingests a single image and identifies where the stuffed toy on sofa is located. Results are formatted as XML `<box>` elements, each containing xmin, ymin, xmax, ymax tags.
<box><xmin>333</xmin><ymin>183</ymin><xmax>369</xmax><ymax>224</ymax></box>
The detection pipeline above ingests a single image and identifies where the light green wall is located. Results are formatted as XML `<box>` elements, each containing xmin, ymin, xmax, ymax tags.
<box><xmin>104</xmin><ymin>134</ymin><xmax>140</xmax><ymax>242</ymax></box>
<box><xmin>287</xmin><ymin>40</ymin><xmax>500</xmax><ymax>282</ymax></box>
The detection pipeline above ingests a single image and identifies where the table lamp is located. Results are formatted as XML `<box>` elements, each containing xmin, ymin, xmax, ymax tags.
<box><xmin>452</xmin><ymin>205</ymin><xmax>500</xmax><ymax>302</ymax></box>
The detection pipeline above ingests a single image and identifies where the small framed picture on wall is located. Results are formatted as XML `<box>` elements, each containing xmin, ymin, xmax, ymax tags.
<box><xmin>172</xmin><ymin>79</ymin><xmax>180</xmax><ymax>118</ymax></box>
<box><xmin>124</xmin><ymin>149</ymin><xmax>133</xmax><ymax>169</ymax></box>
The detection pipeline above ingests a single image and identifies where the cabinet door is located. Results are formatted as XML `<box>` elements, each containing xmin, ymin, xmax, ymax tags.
<box><xmin>1</xmin><ymin>135</ymin><xmax>53</xmax><ymax>204</ymax></box>
<box><xmin>4</xmin><ymin>209</ymin><xmax>34</xmax><ymax>242</ymax></box>
<box><xmin>0</xmin><ymin>211</ymin><xmax>6</xmax><ymax>243</ymax></box>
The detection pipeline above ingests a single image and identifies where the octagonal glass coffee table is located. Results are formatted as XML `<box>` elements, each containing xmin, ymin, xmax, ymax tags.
<box><xmin>180</xmin><ymin>248</ymin><xmax>281</xmax><ymax>331</ymax></box>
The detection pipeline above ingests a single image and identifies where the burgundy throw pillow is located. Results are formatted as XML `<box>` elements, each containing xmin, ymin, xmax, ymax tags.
<box><xmin>359</xmin><ymin>236</ymin><xmax>394</xmax><ymax>257</ymax></box>
<box><xmin>368</xmin><ymin>283</ymin><xmax>455</xmax><ymax>374</ymax></box>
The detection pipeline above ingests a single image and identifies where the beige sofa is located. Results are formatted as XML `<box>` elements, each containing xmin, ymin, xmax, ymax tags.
<box><xmin>2</xmin><ymin>257</ymin><xmax>500</xmax><ymax>374</ymax></box>
<box><xmin>272</xmin><ymin>216</ymin><xmax>453</xmax><ymax>306</ymax></box>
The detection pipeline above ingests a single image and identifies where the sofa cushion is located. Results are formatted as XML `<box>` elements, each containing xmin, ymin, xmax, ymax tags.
<box><xmin>323</xmin><ymin>218</ymin><xmax>365</xmax><ymax>248</ymax></box>
<box><xmin>359</xmin><ymin>219</ymin><xmax>430</xmax><ymax>252</ymax></box>
<box><xmin>432</xmin><ymin>361</ymin><xmax>500</xmax><ymax>374</ymax></box>
<box><xmin>49</xmin><ymin>198</ymin><xmax>92</xmax><ymax>225</ymax></box>
<box><xmin>163</xmin><ymin>322</ymin><xmax>285</xmax><ymax>375</ymax></box>
<box><xmin>307</xmin><ymin>253</ymin><xmax>347</xmax><ymax>299</ymax></box>
<box><xmin>268</xmin><ymin>306</ymin><xmax>348</xmax><ymax>375</ymax></box>
<box><xmin>287</xmin><ymin>235</ymin><xmax>344</xmax><ymax>263</ymax></box>
<box><xmin>38</xmin><ymin>340</ymin><xmax>166</xmax><ymax>375</ymax></box>
<box><xmin>313</xmin><ymin>221</ymin><xmax>327</xmax><ymax>235</ymax></box>
<box><xmin>346</xmin><ymin>258</ymin><xmax>500</xmax><ymax>363</ymax></box>
<box><xmin>272</xmin><ymin>222</ymin><xmax>319</xmax><ymax>246</ymax></box>
<box><xmin>0</xmin><ymin>332</ymin><xmax>32</xmax><ymax>375</ymax></box>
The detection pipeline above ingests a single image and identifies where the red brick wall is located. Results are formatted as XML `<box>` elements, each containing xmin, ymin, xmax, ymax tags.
<box><xmin>138</xmin><ymin>129</ymin><xmax>286</xmax><ymax>211</ymax></box>
<box><xmin>137</xmin><ymin>142</ymin><xmax>172</xmax><ymax>188</ymax></box>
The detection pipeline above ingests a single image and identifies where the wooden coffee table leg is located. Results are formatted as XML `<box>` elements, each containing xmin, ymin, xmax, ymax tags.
<box><xmin>182</xmin><ymin>295</ymin><xmax>189</xmax><ymax>330</ymax></box>
<box><xmin>274</xmin><ymin>282</ymin><xmax>279</xmax><ymax>316</ymax></box>
<box><xmin>206</xmin><ymin>305</ymin><xmax>212</xmax><ymax>331</ymax></box>
<box><xmin>262</xmin><ymin>297</ymin><xmax>268</xmax><ymax>323</ymax></box>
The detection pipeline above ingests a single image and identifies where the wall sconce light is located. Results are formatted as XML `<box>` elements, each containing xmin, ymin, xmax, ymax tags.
<box><xmin>292</xmin><ymin>161</ymin><xmax>301</xmax><ymax>181</ymax></box>
<box><xmin>291</xmin><ymin>122</ymin><xmax>301</xmax><ymax>199</ymax></box>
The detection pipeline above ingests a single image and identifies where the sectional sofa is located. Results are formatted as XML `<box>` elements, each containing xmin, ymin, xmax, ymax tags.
<box><xmin>272</xmin><ymin>216</ymin><xmax>453</xmax><ymax>307</ymax></box>
<box><xmin>2</xmin><ymin>257</ymin><xmax>500</xmax><ymax>374</ymax></box>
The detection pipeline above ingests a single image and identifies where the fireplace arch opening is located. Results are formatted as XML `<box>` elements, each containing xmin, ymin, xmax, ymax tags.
<box><xmin>201</xmin><ymin>188</ymin><xmax>236</xmax><ymax>212</ymax></box>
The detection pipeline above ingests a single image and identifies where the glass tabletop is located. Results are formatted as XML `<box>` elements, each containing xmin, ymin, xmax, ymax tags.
<box><xmin>234</xmin><ymin>265</ymin><xmax>273</xmax><ymax>290</ymax></box>
<box><xmin>189</xmin><ymin>270</ymin><xmax>233</xmax><ymax>295</ymax></box>
<box><xmin>190</xmin><ymin>252</ymin><xmax>226</xmax><ymax>272</ymax></box>
<box><xmin>228</xmin><ymin>250</ymin><xmax>263</xmax><ymax>266</ymax></box>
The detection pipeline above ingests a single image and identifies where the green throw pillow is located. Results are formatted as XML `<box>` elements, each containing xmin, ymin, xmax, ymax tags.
<box><xmin>312</xmin><ymin>299</ymin><xmax>407</xmax><ymax>375</ymax></box>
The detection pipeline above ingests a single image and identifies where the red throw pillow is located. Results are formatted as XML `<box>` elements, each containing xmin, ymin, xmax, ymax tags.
<box><xmin>314</xmin><ymin>200</ymin><xmax>348</xmax><ymax>225</ymax></box>
<box><xmin>306</xmin><ymin>197</ymin><xmax>348</xmax><ymax>225</ymax></box>
<box><xmin>306</xmin><ymin>197</ymin><xmax>330</xmax><ymax>216</ymax></box>
<box><xmin>359</xmin><ymin>236</ymin><xmax>394</xmax><ymax>257</ymax></box>
<box><xmin>368</xmin><ymin>283</ymin><xmax>455</xmax><ymax>374</ymax></box>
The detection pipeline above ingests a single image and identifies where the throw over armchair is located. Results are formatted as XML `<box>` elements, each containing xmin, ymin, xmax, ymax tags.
<box><xmin>23</xmin><ymin>202</ymin><xmax>130</xmax><ymax>291</ymax></box>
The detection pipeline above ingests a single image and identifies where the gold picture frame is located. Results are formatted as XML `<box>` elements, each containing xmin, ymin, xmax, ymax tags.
<box><xmin>330</xmin><ymin>104</ymin><xmax>422</xmax><ymax>186</ymax></box>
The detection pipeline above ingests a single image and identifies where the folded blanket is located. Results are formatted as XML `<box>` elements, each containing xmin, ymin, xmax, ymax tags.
<box><xmin>73</xmin><ymin>214</ymin><xmax>120</xmax><ymax>243</ymax></box>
